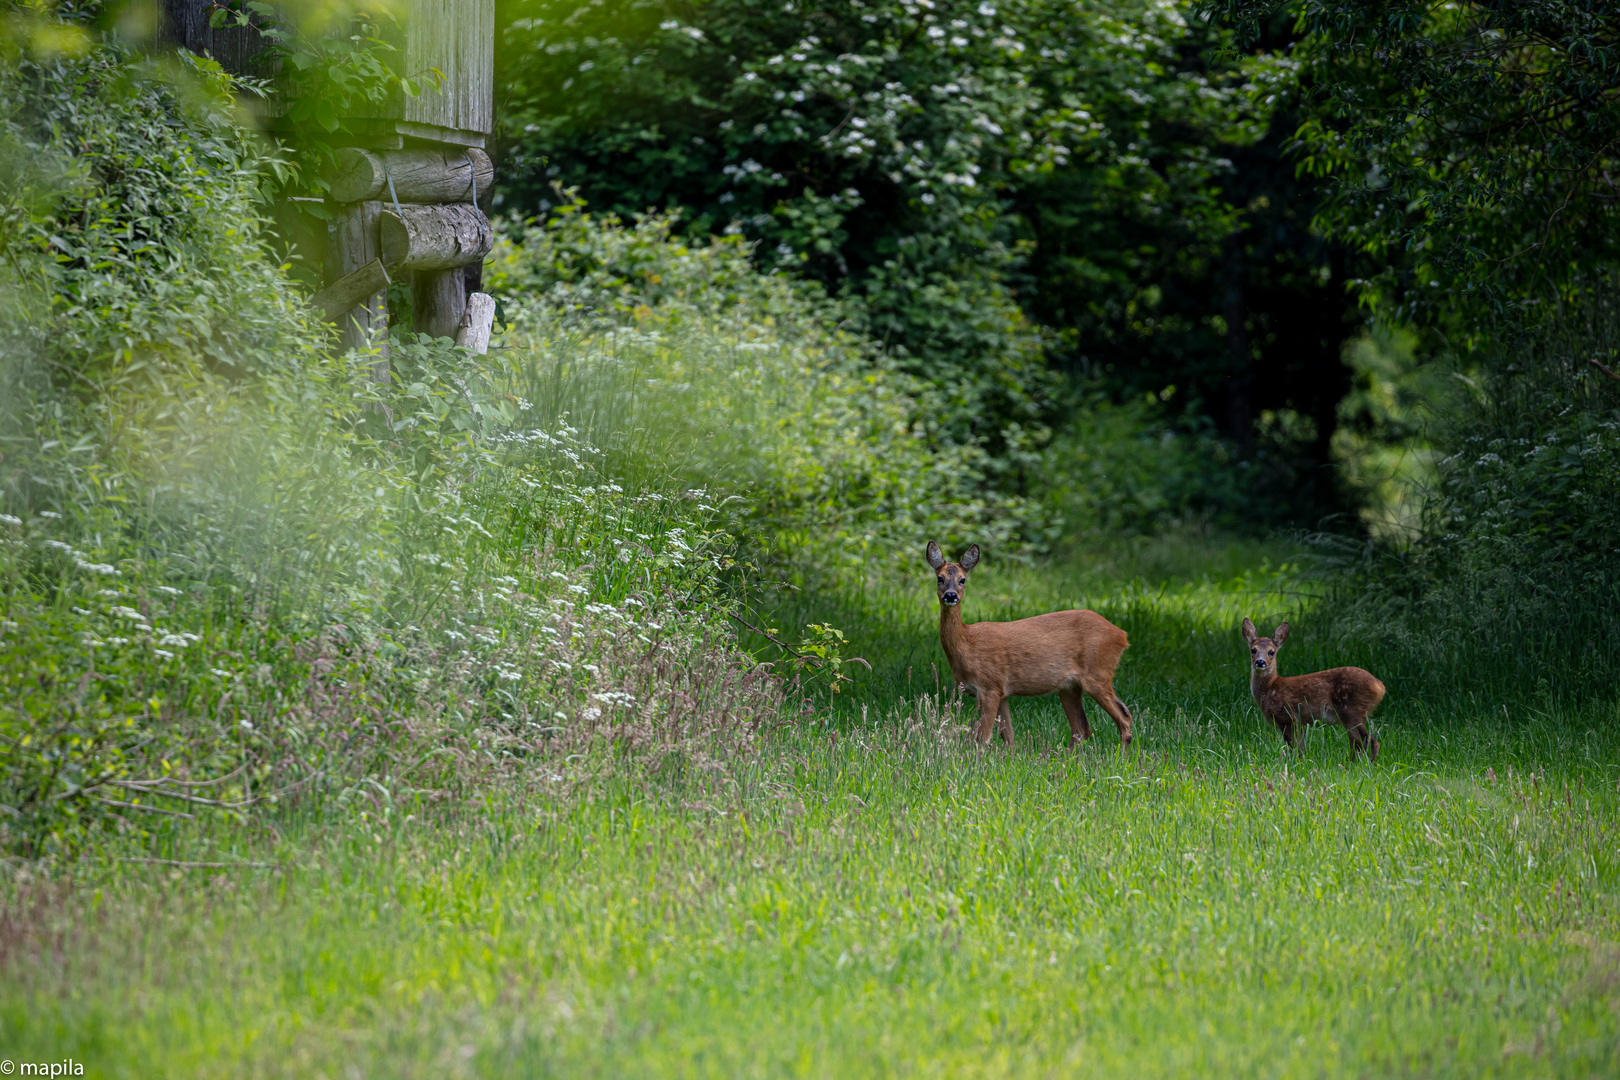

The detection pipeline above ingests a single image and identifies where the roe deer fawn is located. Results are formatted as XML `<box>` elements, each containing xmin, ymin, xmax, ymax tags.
<box><xmin>927</xmin><ymin>541</ymin><xmax>1133</xmax><ymax>748</ymax></box>
<box><xmin>1241</xmin><ymin>618</ymin><xmax>1384</xmax><ymax>760</ymax></box>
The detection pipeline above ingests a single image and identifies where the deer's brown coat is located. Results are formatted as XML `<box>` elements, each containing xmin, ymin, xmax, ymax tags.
<box><xmin>928</xmin><ymin>541</ymin><xmax>1132</xmax><ymax>747</ymax></box>
<box><xmin>1242</xmin><ymin>618</ymin><xmax>1384</xmax><ymax>760</ymax></box>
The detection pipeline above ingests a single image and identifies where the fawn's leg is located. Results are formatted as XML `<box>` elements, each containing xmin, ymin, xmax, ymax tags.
<box><xmin>1058</xmin><ymin>687</ymin><xmax>1092</xmax><ymax>747</ymax></box>
<box><xmin>997</xmin><ymin>698</ymin><xmax>1014</xmax><ymax>745</ymax></box>
<box><xmin>975</xmin><ymin>691</ymin><xmax>1002</xmax><ymax>745</ymax></box>
<box><xmin>1087</xmin><ymin>680</ymin><xmax>1133</xmax><ymax>747</ymax></box>
<box><xmin>1342</xmin><ymin>712</ymin><xmax>1378</xmax><ymax>762</ymax></box>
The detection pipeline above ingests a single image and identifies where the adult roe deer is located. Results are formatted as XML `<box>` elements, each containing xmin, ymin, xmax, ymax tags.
<box><xmin>926</xmin><ymin>541</ymin><xmax>1133</xmax><ymax>748</ymax></box>
<box><xmin>1241</xmin><ymin>618</ymin><xmax>1384</xmax><ymax>761</ymax></box>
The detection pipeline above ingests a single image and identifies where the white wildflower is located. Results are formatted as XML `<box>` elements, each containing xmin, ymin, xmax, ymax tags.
<box><xmin>0</xmin><ymin>514</ymin><xmax>19</xmax><ymax>527</ymax></box>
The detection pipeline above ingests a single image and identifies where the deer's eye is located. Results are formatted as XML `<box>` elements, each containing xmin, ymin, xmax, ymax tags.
<box><xmin>937</xmin><ymin>576</ymin><xmax>943</xmax><ymax>583</ymax></box>
<box><xmin>1268</xmin><ymin>649</ymin><xmax>1275</xmax><ymax>656</ymax></box>
<box><xmin>1251</xmin><ymin>648</ymin><xmax>1257</xmax><ymax>654</ymax></box>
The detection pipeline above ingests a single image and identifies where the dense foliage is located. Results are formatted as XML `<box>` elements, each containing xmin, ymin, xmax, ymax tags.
<box><xmin>496</xmin><ymin>0</ymin><xmax>1367</xmax><ymax>522</ymax></box>
<box><xmin>0</xmin><ymin>34</ymin><xmax>783</xmax><ymax>856</ymax></box>
<box><xmin>1208</xmin><ymin>0</ymin><xmax>1620</xmax><ymax>331</ymax></box>
<box><xmin>484</xmin><ymin>199</ymin><xmax>1056</xmax><ymax>564</ymax></box>
<box><xmin>1202</xmin><ymin>1</ymin><xmax>1620</xmax><ymax>699</ymax></box>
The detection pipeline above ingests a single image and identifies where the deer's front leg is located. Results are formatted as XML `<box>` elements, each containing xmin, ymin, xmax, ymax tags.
<box><xmin>996</xmin><ymin>697</ymin><xmax>1014</xmax><ymax>745</ymax></box>
<box><xmin>975</xmin><ymin>690</ymin><xmax>1002</xmax><ymax>745</ymax></box>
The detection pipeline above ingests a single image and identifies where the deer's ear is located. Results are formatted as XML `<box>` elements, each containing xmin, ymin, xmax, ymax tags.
<box><xmin>960</xmin><ymin>544</ymin><xmax>980</xmax><ymax>572</ymax></box>
<box><xmin>1241</xmin><ymin>618</ymin><xmax>1258</xmax><ymax>645</ymax></box>
<box><xmin>926</xmin><ymin>541</ymin><xmax>945</xmax><ymax>570</ymax></box>
<box><xmin>1273</xmin><ymin>622</ymin><xmax>1290</xmax><ymax>647</ymax></box>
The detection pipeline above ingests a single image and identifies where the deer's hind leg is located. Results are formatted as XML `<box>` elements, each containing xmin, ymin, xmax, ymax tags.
<box><xmin>1083</xmin><ymin>678</ymin><xmax>1133</xmax><ymax>748</ymax></box>
<box><xmin>1338</xmin><ymin>709</ymin><xmax>1379</xmax><ymax>762</ymax></box>
<box><xmin>997</xmin><ymin>697</ymin><xmax>1014</xmax><ymax>745</ymax></box>
<box><xmin>1058</xmin><ymin>687</ymin><xmax>1092</xmax><ymax>748</ymax></box>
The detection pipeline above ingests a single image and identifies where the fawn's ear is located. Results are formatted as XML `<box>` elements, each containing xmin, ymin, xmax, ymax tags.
<box><xmin>1273</xmin><ymin>622</ymin><xmax>1290</xmax><ymax>647</ymax></box>
<box><xmin>1241</xmin><ymin>618</ymin><xmax>1258</xmax><ymax>645</ymax></box>
<box><xmin>960</xmin><ymin>544</ymin><xmax>981</xmax><ymax>572</ymax></box>
<box><xmin>926</xmin><ymin>540</ymin><xmax>945</xmax><ymax>570</ymax></box>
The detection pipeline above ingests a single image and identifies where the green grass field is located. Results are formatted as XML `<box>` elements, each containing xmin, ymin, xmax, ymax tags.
<box><xmin>4</xmin><ymin>547</ymin><xmax>1618</xmax><ymax>1077</ymax></box>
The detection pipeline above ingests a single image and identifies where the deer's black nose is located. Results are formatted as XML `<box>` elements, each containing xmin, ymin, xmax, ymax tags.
<box><xmin>943</xmin><ymin>591</ymin><xmax>958</xmax><ymax>605</ymax></box>
<box><xmin>1254</xmin><ymin>658</ymin><xmax>1267</xmax><ymax>670</ymax></box>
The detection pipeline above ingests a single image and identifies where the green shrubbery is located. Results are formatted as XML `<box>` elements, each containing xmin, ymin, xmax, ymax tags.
<box><xmin>1320</xmin><ymin>300</ymin><xmax>1620</xmax><ymax>703</ymax></box>
<box><xmin>485</xmin><ymin>200</ymin><xmax>1055</xmax><ymax>568</ymax></box>
<box><xmin>0</xmin><ymin>37</ymin><xmax>784</xmax><ymax>856</ymax></box>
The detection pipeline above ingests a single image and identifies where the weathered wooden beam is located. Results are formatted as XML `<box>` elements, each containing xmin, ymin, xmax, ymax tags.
<box><xmin>456</xmin><ymin>292</ymin><xmax>497</xmax><ymax>355</ymax></box>
<box><xmin>413</xmin><ymin>269</ymin><xmax>467</xmax><ymax>340</ymax></box>
<box><xmin>325</xmin><ymin>201</ymin><xmax>390</xmax><ymax>365</ymax></box>
<box><xmin>380</xmin><ymin>204</ymin><xmax>493</xmax><ymax>271</ymax></box>
<box><xmin>308</xmin><ymin>259</ymin><xmax>391</xmax><ymax>321</ymax></box>
<box><xmin>325</xmin><ymin>147</ymin><xmax>494</xmax><ymax>204</ymax></box>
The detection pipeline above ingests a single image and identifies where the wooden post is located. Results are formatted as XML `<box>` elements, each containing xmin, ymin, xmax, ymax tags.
<box><xmin>309</xmin><ymin>259</ymin><xmax>391</xmax><ymax>321</ymax></box>
<box><xmin>413</xmin><ymin>269</ymin><xmax>466</xmax><ymax>340</ymax></box>
<box><xmin>325</xmin><ymin>201</ymin><xmax>390</xmax><ymax>376</ymax></box>
<box><xmin>456</xmin><ymin>292</ymin><xmax>497</xmax><ymax>355</ymax></box>
<box><xmin>165</xmin><ymin>0</ymin><xmax>498</xmax><ymax>356</ymax></box>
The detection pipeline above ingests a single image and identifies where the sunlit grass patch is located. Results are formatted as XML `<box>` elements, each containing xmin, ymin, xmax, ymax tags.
<box><xmin>4</xmin><ymin>697</ymin><xmax>1617</xmax><ymax>1077</ymax></box>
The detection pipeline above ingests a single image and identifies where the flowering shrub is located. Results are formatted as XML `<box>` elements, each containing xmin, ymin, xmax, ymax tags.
<box><xmin>0</xmin><ymin>37</ymin><xmax>792</xmax><ymax>857</ymax></box>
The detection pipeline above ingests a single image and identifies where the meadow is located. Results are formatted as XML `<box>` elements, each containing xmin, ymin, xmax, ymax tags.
<box><xmin>4</xmin><ymin>546</ymin><xmax>1617</xmax><ymax>1078</ymax></box>
<box><xmin>3</xmin><ymin>30</ymin><xmax>1618</xmax><ymax>1076</ymax></box>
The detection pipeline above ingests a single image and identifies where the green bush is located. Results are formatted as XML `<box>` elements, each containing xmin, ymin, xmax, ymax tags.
<box><xmin>0</xmin><ymin>35</ymin><xmax>783</xmax><ymax>856</ymax></box>
<box><xmin>1321</xmin><ymin>298</ymin><xmax>1620</xmax><ymax>704</ymax></box>
<box><xmin>484</xmin><ymin>201</ymin><xmax>1056</xmax><ymax>568</ymax></box>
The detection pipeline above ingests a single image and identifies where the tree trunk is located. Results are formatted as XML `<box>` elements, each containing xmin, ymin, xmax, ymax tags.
<box><xmin>1223</xmin><ymin>234</ymin><xmax>1253</xmax><ymax>455</ymax></box>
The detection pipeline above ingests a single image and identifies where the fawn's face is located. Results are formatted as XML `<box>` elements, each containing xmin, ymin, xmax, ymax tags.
<box><xmin>1241</xmin><ymin>618</ymin><xmax>1290</xmax><ymax>674</ymax></box>
<box><xmin>925</xmin><ymin>541</ymin><xmax>980</xmax><ymax>607</ymax></box>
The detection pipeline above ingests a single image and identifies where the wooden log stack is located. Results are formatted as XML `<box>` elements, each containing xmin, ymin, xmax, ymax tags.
<box><xmin>159</xmin><ymin>0</ymin><xmax>498</xmax><ymax>360</ymax></box>
<box><xmin>322</xmin><ymin>148</ymin><xmax>496</xmax><ymax>355</ymax></box>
